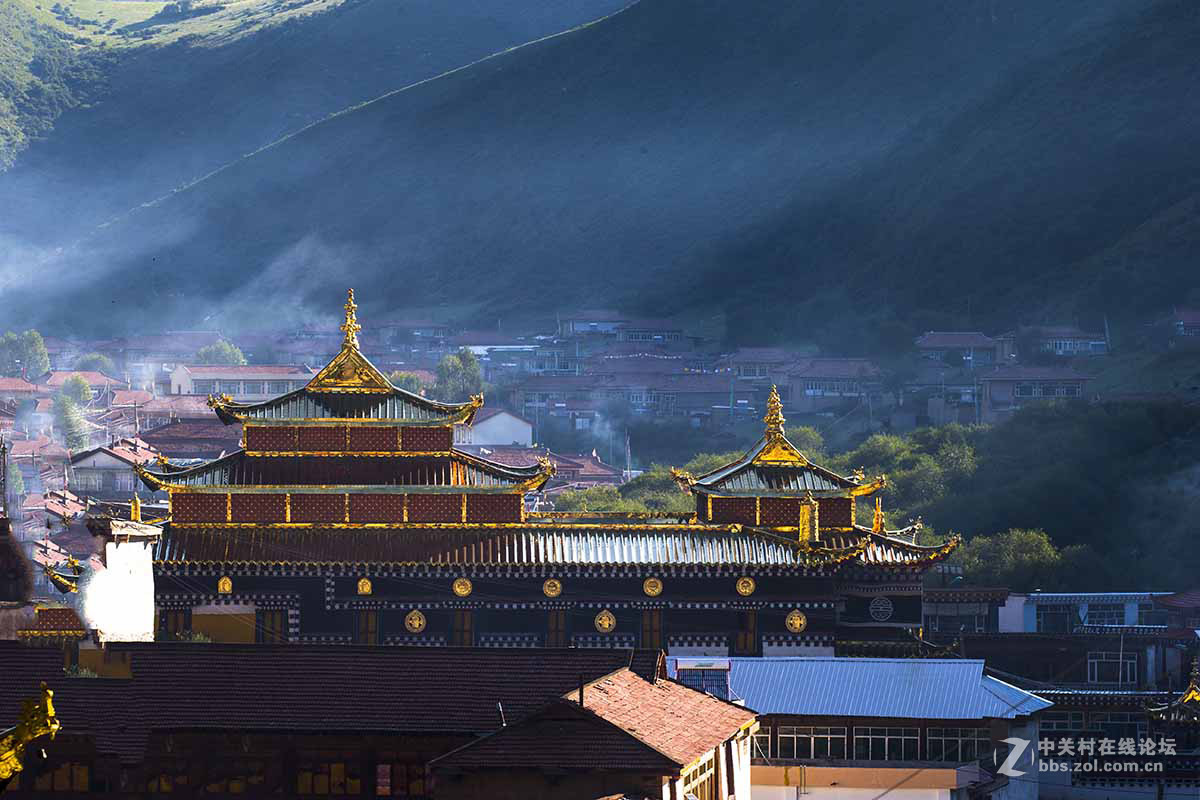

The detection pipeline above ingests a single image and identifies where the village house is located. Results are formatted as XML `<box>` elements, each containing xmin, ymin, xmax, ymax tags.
<box><xmin>714</xmin><ymin>347</ymin><xmax>803</xmax><ymax>382</ymax></box>
<box><xmin>68</xmin><ymin>438</ymin><xmax>163</xmax><ymax>502</ymax></box>
<box><xmin>914</xmin><ymin>331</ymin><xmax>1013</xmax><ymax>369</ymax></box>
<box><xmin>977</xmin><ymin>366</ymin><xmax>1090</xmax><ymax>423</ymax></box>
<box><xmin>785</xmin><ymin>358</ymin><xmax>883</xmax><ymax>413</ymax></box>
<box><xmin>136</xmin><ymin>395</ymin><xmax>215</xmax><ymax>430</ymax></box>
<box><xmin>452</xmin><ymin>408</ymin><xmax>533</xmax><ymax>446</ymax></box>
<box><xmin>557</xmin><ymin>310</ymin><xmax>629</xmax><ymax>336</ymax></box>
<box><xmin>0</xmin><ymin>378</ymin><xmax>38</xmax><ymax>405</ymax></box>
<box><xmin>35</xmin><ymin>371</ymin><xmax>128</xmax><ymax>405</ymax></box>
<box><xmin>1013</xmin><ymin>325</ymin><xmax>1108</xmax><ymax>358</ymax></box>
<box><xmin>670</xmin><ymin>656</ymin><xmax>1048</xmax><ymax>800</ymax></box>
<box><xmin>169</xmin><ymin>364</ymin><xmax>317</xmax><ymax>399</ymax></box>
<box><xmin>1164</xmin><ymin>307</ymin><xmax>1200</xmax><ymax>348</ymax></box>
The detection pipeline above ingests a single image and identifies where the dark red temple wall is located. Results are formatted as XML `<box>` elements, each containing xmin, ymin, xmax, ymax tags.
<box><xmin>401</xmin><ymin>426</ymin><xmax>453</xmax><ymax>452</ymax></box>
<box><xmin>291</xmin><ymin>493</ymin><xmax>346</xmax><ymax>523</ymax></box>
<box><xmin>347</xmin><ymin>426</ymin><xmax>400</xmax><ymax>452</ymax></box>
<box><xmin>348</xmin><ymin>494</ymin><xmax>406</xmax><ymax>523</ymax></box>
<box><xmin>710</xmin><ymin>497</ymin><xmax>757</xmax><ymax>526</ymax></box>
<box><xmin>408</xmin><ymin>494</ymin><xmax>464</xmax><ymax>523</ymax></box>
<box><xmin>818</xmin><ymin>497</ymin><xmax>854</xmax><ymax>528</ymax></box>
<box><xmin>245</xmin><ymin>426</ymin><xmax>297</xmax><ymax>451</ymax></box>
<box><xmin>230</xmin><ymin>494</ymin><xmax>287</xmax><ymax>523</ymax></box>
<box><xmin>173</xmin><ymin>493</ymin><xmax>228</xmax><ymax>523</ymax></box>
<box><xmin>760</xmin><ymin>497</ymin><xmax>801</xmax><ymax>527</ymax></box>
<box><xmin>466</xmin><ymin>494</ymin><xmax>522</xmax><ymax>523</ymax></box>
<box><xmin>296</xmin><ymin>426</ymin><xmax>346</xmax><ymax>452</ymax></box>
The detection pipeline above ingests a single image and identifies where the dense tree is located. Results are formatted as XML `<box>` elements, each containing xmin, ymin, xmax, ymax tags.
<box><xmin>195</xmin><ymin>339</ymin><xmax>247</xmax><ymax>365</ymax></box>
<box><xmin>950</xmin><ymin>528</ymin><xmax>1066</xmax><ymax>591</ymax></box>
<box><xmin>75</xmin><ymin>353</ymin><xmax>116</xmax><ymax>374</ymax></box>
<box><xmin>0</xmin><ymin>330</ymin><xmax>50</xmax><ymax>378</ymax></box>
<box><xmin>388</xmin><ymin>371</ymin><xmax>425</xmax><ymax>395</ymax></box>
<box><xmin>58</xmin><ymin>374</ymin><xmax>92</xmax><ymax>406</ymax></box>
<box><xmin>6</xmin><ymin>460</ymin><xmax>24</xmax><ymax>498</ymax></box>
<box><xmin>53</xmin><ymin>395</ymin><xmax>89</xmax><ymax>450</ymax></box>
<box><xmin>432</xmin><ymin>349</ymin><xmax>483</xmax><ymax>402</ymax></box>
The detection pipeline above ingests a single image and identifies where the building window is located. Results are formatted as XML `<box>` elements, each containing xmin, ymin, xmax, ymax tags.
<box><xmin>115</xmin><ymin>472</ymin><xmax>137</xmax><ymax>492</ymax></box>
<box><xmin>927</xmin><ymin>728</ymin><xmax>992</xmax><ymax>762</ymax></box>
<box><xmin>268</xmin><ymin>381</ymin><xmax>290</xmax><ymax>394</ymax></box>
<box><xmin>854</xmin><ymin>727</ymin><xmax>919</xmax><ymax>761</ymax></box>
<box><xmin>297</xmin><ymin>758</ymin><xmax>361</xmax><ymax>795</ymax></box>
<box><xmin>1088</xmin><ymin>711</ymin><xmax>1146</xmax><ymax>742</ymax></box>
<box><xmin>257</xmin><ymin>608</ymin><xmax>286</xmax><ymax>644</ymax></box>
<box><xmin>1041</xmin><ymin>711</ymin><xmax>1084</xmax><ymax>731</ymax></box>
<box><xmin>1086</xmin><ymin>603</ymin><xmax>1125</xmax><ymax>626</ymax></box>
<box><xmin>546</xmin><ymin>610</ymin><xmax>567</xmax><ymax>647</ymax></box>
<box><xmin>243</xmin><ymin>381</ymin><xmax>264</xmax><ymax>395</ymax></box>
<box><xmin>73</xmin><ymin>471</ymin><xmax>104</xmax><ymax>491</ymax></box>
<box><xmin>159</xmin><ymin>608</ymin><xmax>191</xmax><ymax>639</ymax></box>
<box><xmin>1137</xmin><ymin>603</ymin><xmax>1167</xmax><ymax>626</ymax></box>
<box><xmin>356</xmin><ymin>610</ymin><xmax>378</xmax><ymax>645</ymax></box>
<box><xmin>777</xmin><ymin>726</ymin><xmax>847</xmax><ymax>759</ymax></box>
<box><xmin>1036</xmin><ymin>604</ymin><xmax>1076</xmax><ymax>633</ymax></box>
<box><xmin>193</xmin><ymin>380</ymin><xmax>216</xmax><ymax>394</ymax></box>
<box><xmin>733</xmin><ymin>610</ymin><xmax>757</xmax><ymax>655</ymax></box>
<box><xmin>1087</xmin><ymin>651</ymin><xmax>1137</xmax><ymax>684</ymax></box>
<box><xmin>680</xmin><ymin>751</ymin><xmax>716</xmax><ymax>800</ymax></box>
<box><xmin>218</xmin><ymin>381</ymin><xmax>242</xmax><ymax>394</ymax></box>
<box><xmin>1015</xmin><ymin>383</ymin><xmax>1036</xmax><ymax>398</ymax></box>
<box><xmin>451</xmin><ymin>610</ymin><xmax>473</xmax><ymax>647</ymax></box>
<box><xmin>375</xmin><ymin>763</ymin><xmax>425</xmax><ymax>797</ymax></box>
<box><xmin>640</xmin><ymin>609</ymin><xmax>663</xmax><ymax>649</ymax></box>
<box><xmin>752</xmin><ymin>726</ymin><xmax>772</xmax><ymax>759</ymax></box>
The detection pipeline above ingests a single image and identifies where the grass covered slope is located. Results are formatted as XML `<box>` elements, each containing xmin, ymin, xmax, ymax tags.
<box><xmin>13</xmin><ymin>0</ymin><xmax>1199</xmax><ymax>339</ymax></box>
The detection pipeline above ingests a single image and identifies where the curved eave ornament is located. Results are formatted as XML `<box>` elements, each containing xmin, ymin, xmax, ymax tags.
<box><xmin>1149</xmin><ymin>659</ymin><xmax>1200</xmax><ymax>723</ymax></box>
<box><xmin>0</xmin><ymin>683</ymin><xmax>61</xmax><ymax>786</ymax></box>
<box><xmin>797</xmin><ymin>533</ymin><xmax>871</xmax><ymax>568</ymax></box>
<box><xmin>42</xmin><ymin>555</ymin><xmax>84</xmax><ymax>595</ymax></box>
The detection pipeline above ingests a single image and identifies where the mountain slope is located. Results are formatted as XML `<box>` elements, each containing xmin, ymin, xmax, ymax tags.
<box><xmin>8</xmin><ymin>0</ymin><xmax>1200</xmax><ymax>341</ymax></box>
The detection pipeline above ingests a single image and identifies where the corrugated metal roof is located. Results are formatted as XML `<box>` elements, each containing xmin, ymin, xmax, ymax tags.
<box><xmin>691</xmin><ymin>658</ymin><xmax>1051</xmax><ymax>720</ymax></box>
<box><xmin>223</xmin><ymin>389</ymin><xmax>463</xmax><ymax>422</ymax></box>
<box><xmin>705</xmin><ymin>466</ymin><xmax>844</xmax><ymax>493</ymax></box>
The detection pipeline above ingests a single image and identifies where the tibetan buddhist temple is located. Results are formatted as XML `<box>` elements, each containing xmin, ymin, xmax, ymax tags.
<box><xmin>121</xmin><ymin>290</ymin><xmax>960</xmax><ymax>654</ymax></box>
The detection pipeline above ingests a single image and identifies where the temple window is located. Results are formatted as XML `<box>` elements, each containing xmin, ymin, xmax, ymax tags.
<box><xmin>159</xmin><ymin>608</ymin><xmax>191</xmax><ymax>639</ymax></box>
<box><xmin>1087</xmin><ymin>651</ymin><xmax>1137</xmax><ymax>685</ymax></box>
<box><xmin>374</xmin><ymin>762</ymin><xmax>425</xmax><ymax>796</ymax></box>
<box><xmin>452</xmin><ymin>610</ymin><xmax>473</xmax><ymax>646</ymax></box>
<box><xmin>640</xmin><ymin>609</ymin><xmax>663</xmax><ymax>649</ymax></box>
<box><xmin>257</xmin><ymin>609</ymin><xmax>286</xmax><ymax>644</ymax></box>
<box><xmin>926</xmin><ymin>728</ymin><xmax>992</xmax><ymax>762</ymax></box>
<box><xmin>355</xmin><ymin>610</ymin><xmax>378</xmax><ymax>645</ymax></box>
<box><xmin>853</xmin><ymin>727</ymin><xmax>917</xmax><ymax>760</ymax></box>
<box><xmin>733</xmin><ymin>610</ymin><xmax>757</xmax><ymax>655</ymax></box>
<box><xmin>777</xmin><ymin>726</ymin><xmax>847</xmax><ymax>759</ymax></box>
<box><xmin>546</xmin><ymin>610</ymin><xmax>567</xmax><ymax>647</ymax></box>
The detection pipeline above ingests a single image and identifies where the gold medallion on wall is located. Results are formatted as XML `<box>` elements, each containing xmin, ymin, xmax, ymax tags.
<box><xmin>542</xmin><ymin>578</ymin><xmax>563</xmax><ymax>598</ymax></box>
<box><xmin>452</xmin><ymin>577</ymin><xmax>473</xmax><ymax>597</ymax></box>
<box><xmin>642</xmin><ymin>577</ymin><xmax>663</xmax><ymax>597</ymax></box>
<box><xmin>404</xmin><ymin>609</ymin><xmax>426</xmax><ymax>633</ymax></box>
<box><xmin>356</xmin><ymin>578</ymin><xmax>373</xmax><ymax>596</ymax></box>
<box><xmin>785</xmin><ymin>609</ymin><xmax>808</xmax><ymax>634</ymax></box>
<box><xmin>594</xmin><ymin>609</ymin><xmax>617</xmax><ymax>633</ymax></box>
<box><xmin>217</xmin><ymin>576</ymin><xmax>233</xmax><ymax>594</ymax></box>
<box><xmin>735</xmin><ymin>576</ymin><xmax>756</xmax><ymax>596</ymax></box>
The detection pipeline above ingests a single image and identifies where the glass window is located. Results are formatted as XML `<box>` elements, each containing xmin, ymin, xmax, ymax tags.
<box><xmin>1041</xmin><ymin>711</ymin><xmax>1084</xmax><ymax>731</ymax></box>
<box><xmin>777</xmin><ymin>727</ymin><xmax>847</xmax><ymax>760</ymax></box>
<box><xmin>268</xmin><ymin>381</ymin><xmax>290</xmax><ymax>394</ymax></box>
<box><xmin>927</xmin><ymin>728</ymin><xmax>992</xmax><ymax>762</ymax></box>
<box><xmin>1137</xmin><ymin>603</ymin><xmax>1167</xmax><ymax>626</ymax></box>
<box><xmin>1087</xmin><ymin>651</ymin><xmax>1137</xmax><ymax>684</ymax></box>
<box><xmin>1086</xmin><ymin>603</ymin><xmax>1125</xmax><ymax>626</ymax></box>
<box><xmin>752</xmin><ymin>726</ymin><xmax>772</xmax><ymax>759</ymax></box>
<box><xmin>242</xmin><ymin>381</ymin><xmax>264</xmax><ymax>395</ymax></box>
<box><xmin>1036</xmin><ymin>605</ymin><xmax>1076</xmax><ymax>633</ymax></box>
<box><xmin>1088</xmin><ymin>711</ymin><xmax>1146</xmax><ymax>742</ymax></box>
<box><xmin>192</xmin><ymin>380</ymin><xmax>215</xmax><ymax>394</ymax></box>
<box><xmin>853</xmin><ymin>727</ymin><xmax>919</xmax><ymax>761</ymax></box>
<box><xmin>73</xmin><ymin>471</ymin><xmax>104</xmax><ymax>491</ymax></box>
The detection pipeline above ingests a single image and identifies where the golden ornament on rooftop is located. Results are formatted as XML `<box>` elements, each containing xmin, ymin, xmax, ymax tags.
<box><xmin>217</xmin><ymin>576</ymin><xmax>233</xmax><ymax>594</ymax></box>
<box><xmin>735</xmin><ymin>576</ymin><xmax>756</xmax><ymax>596</ymax></box>
<box><xmin>642</xmin><ymin>577</ymin><xmax>663</xmax><ymax>597</ymax></box>
<box><xmin>542</xmin><ymin>578</ymin><xmax>563</xmax><ymax>598</ymax></box>
<box><xmin>594</xmin><ymin>609</ymin><xmax>616</xmax><ymax>633</ymax></box>
<box><xmin>785</xmin><ymin>609</ymin><xmax>808</xmax><ymax>634</ymax></box>
<box><xmin>404</xmin><ymin>609</ymin><xmax>426</xmax><ymax>634</ymax></box>
<box><xmin>356</xmin><ymin>577</ymin><xmax>372</xmax><ymax>596</ymax></box>
<box><xmin>452</xmin><ymin>577</ymin><xmax>473</xmax><ymax>597</ymax></box>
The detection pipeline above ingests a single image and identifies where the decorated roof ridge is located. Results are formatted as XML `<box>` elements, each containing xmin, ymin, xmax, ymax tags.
<box><xmin>1148</xmin><ymin>657</ymin><xmax>1200</xmax><ymax>722</ymax></box>
<box><xmin>134</xmin><ymin>446</ymin><xmax>554</xmax><ymax>492</ymax></box>
<box><xmin>207</xmin><ymin>289</ymin><xmax>482</xmax><ymax>424</ymax></box>
<box><xmin>670</xmin><ymin>386</ymin><xmax>883</xmax><ymax>496</ymax></box>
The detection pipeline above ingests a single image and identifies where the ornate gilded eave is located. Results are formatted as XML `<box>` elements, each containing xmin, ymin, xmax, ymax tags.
<box><xmin>0</xmin><ymin>683</ymin><xmax>60</xmax><ymax>783</ymax></box>
<box><xmin>1149</xmin><ymin>659</ymin><xmax>1200</xmax><ymax>723</ymax></box>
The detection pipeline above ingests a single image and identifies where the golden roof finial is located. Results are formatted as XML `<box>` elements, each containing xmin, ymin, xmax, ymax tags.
<box><xmin>872</xmin><ymin>496</ymin><xmax>884</xmax><ymax>533</ymax></box>
<box><xmin>130</xmin><ymin>492</ymin><xmax>141</xmax><ymax>523</ymax></box>
<box><xmin>340</xmin><ymin>288</ymin><xmax>361</xmax><ymax>349</ymax></box>
<box><xmin>764</xmin><ymin>385</ymin><xmax>785</xmax><ymax>441</ymax></box>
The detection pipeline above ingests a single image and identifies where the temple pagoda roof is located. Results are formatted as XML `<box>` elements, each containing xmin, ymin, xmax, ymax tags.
<box><xmin>1148</xmin><ymin>659</ymin><xmax>1200</xmax><ymax>724</ymax></box>
<box><xmin>672</xmin><ymin>386</ymin><xmax>884</xmax><ymax>497</ymax></box>
<box><xmin>135</xmin><ymin>448</ymin><xmax>553</xmax><ymax>492</ymax></box>
<box><xmin>207</xmin><ymin>290</ymin><xmax>481</xmax><ymax>426</ymax></box>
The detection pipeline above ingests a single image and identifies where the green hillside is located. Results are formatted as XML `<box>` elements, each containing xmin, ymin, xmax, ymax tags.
<box><xmin>4</xmin><ymin>0</ymin><xmax>1197</xmax><ymax>344</ymax></box>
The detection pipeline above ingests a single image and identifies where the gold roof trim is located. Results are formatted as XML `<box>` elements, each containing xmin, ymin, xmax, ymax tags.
<box><xmin>306</xmin><ymin>289</ymin><xmax>394</xmax><ymax>394</ymax></box>
<box><xmin>0</xmin><ymin>683</ymin><xmax>60</xmax><ymax>782</ymax></box>
<box><xmin>752</xmin><ymin>385</ymin><xmax>809</xmax><ymax>465</ymax></box>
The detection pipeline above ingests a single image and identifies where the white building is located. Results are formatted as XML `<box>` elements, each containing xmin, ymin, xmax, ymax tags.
<box><xmin>170</xmin><ymin>364</ymin><xmax>316</xmax><ymax>399</ymax></box>
<box><xmin>453</xmin><ymin>408</ymin><xmax>533</xmax><ymax>446</ymax></box>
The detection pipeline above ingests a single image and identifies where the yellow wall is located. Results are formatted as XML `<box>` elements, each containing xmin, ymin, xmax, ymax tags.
<box><xmin>752</xmin><ymin>765</ymin><xmax>963</xmax><ymax>791</ymax></box>
<box><xmin>191</xmin><ymin>612</ymin><xmax>257</xmax><ymax>643</ymax></box>
<box><xmin>77</xmin><ymin>649</ymin><xmax>133</xmax><ymax>678</ymax></box>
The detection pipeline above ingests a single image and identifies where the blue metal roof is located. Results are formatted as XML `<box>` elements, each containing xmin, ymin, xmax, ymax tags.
<box><xmin>669</xmin><ymin>657</ymin><xmax>1051</xmax><ymax>720</ymax></box>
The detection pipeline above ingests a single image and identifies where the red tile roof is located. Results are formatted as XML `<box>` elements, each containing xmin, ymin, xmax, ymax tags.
<box><xmin>0</xmin><ymin>377</ymin><xmax>37</xmax><ymax>392</ymax></box>
<box><xmin>10</xmin><ymin>437</ymin><xmax>69</xmax><ymax>459</ymax></box>
<box><xmin>110</xmin><ymin>390</ymin><xmax>154</xmax><ymax>407</ymax></box>
<box><xmin>140</xmin><ymin>420</ymin><xmax>243</xmax><ymax>458</ymax></box>
<box><xmin>915</xmin><ymin>332</ymin><xmax>997</xmax><ymax>349</ymax></box>
<box><xmin>180</xmin><ymin>364</ymin><xmax>316</xmax><ymax>377</ymax></box>
<box><xmin>977</xmin><ymin>366</ymin><xmax>1091</xmax><ymax>382</ymax></box>
<box><xmin>139</xmin><ymin>395</ymin><xmax>216</xmax><ymax>419</ymax></box>
<box><xmin>42</xmin><ymin>371</ymin><xmax>126</xmax><ymax>389</ymax></box>
<box><xmin>578</xmin><ymin>669</ymin><xmax>755</xmax><ymax>765</ymax></box>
